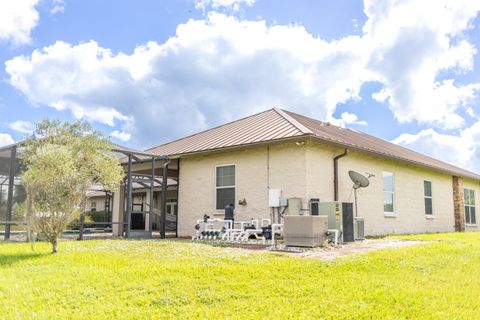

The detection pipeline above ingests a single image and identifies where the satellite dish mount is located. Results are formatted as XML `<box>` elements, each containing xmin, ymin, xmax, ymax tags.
<box><xmin>348</xmin><ymin>171</ymin><xmax>371</xmax><ymax>217</ymax></box>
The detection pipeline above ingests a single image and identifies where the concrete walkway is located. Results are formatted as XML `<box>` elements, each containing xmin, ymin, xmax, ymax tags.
<box><xmin>292</xmin><ymin>239</ymin><xmax>424</xmax><ymax>261</ymax></box>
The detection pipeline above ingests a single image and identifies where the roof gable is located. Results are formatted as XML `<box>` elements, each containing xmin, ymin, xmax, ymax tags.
<box><xmin>147</xmin><ymin>108</ymin><xmax>307</xmax><ymax>157</ymax></box>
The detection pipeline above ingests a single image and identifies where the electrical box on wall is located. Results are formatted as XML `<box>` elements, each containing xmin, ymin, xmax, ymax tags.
<box><xmin>269</xmin><ymin>189</ymin><xmax>281</xmax><ymax>207</ymax></box>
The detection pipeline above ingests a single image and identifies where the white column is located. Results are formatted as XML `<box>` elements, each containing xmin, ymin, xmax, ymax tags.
<box><xmin>112</xmin><ymin>186</ymin><xmax>124</xmax><ymax>236</ymax></box>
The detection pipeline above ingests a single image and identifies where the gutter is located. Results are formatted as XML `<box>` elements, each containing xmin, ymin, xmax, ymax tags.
<box><xmin>334</xmin><ymin>149</ymin><xmax>348</xmax><ymax>201</ymax></box>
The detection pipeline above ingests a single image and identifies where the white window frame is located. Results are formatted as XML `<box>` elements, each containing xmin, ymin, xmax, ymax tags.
<box><xmin>90</xmin><ymin>201</ymin><xmax>97</xmax><ymax>212</ymax></box>
<box><xmin>464</xmin><ymin>188</ymin><xmax>477</xmax><ymax>226</ymax></box>
<box><xmin>215</xmin><ymin>164</ymin><xmax>236</xmax><ymax>211</ymax></box>
<box><xmin>383</xmin><ymin>171</ymin><xmax>395</xmax><ymax>216</ymax></box>
<box><xmin>424</xmin><ymin>180</ymin><xmax>434</xmax><ymax>217</ymax></box>
<box><xmin>166</xmin><ymin>201</ymin><xmax>177</xmax><ymax>215</ymax></box>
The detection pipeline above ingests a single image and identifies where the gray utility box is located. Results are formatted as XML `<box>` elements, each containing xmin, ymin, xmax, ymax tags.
<box><xmin>284</xmin><ymin>215</ymin><xmax>328</xmax><ymax>247</ymax></box>
<box><xmin>286</xmin><ymin>198</ymin><xmax>302</xmax><ymax>215</ymax></box>
<box><xmin>319</xmin><ymin>202</ymin><xmax>354</xmax><ymax>243</ymax></box>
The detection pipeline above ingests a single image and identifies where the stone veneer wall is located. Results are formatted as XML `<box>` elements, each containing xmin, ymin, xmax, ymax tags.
<box><xmin>452</xmin><ymin>176</ymin><xmax>465</xmax><ymax>232</ymax></box>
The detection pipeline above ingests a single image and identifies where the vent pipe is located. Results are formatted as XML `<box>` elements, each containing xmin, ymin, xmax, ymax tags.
<box><xmin>334</xmin><ymin>149</ymin><xmax>348</xmax><ymax>201</ymax></box>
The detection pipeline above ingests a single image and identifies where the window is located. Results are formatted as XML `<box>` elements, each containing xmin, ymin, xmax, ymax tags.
<box><xmin>424</xmin><ymin>180</ymin><xmax>433</xmax><ymax>215</ymax></box>
<box><xmin>464</xmin><ymin>188</ymin><xmax>476</xmax><ymax>225</ymax></box>
<box><xmin>90</xmin><ymin>201</ymin><xmax>97</xmax><ymax>212</ymax></box>
<box><xmin>383</xmin><ymin>172</ymin><xmax>394</xmax><ymax>213</ymax></box>
<box><xmin>216</xmin><ymin>165</ymin><xmax>235</xmax><ymax>210</ymax></box>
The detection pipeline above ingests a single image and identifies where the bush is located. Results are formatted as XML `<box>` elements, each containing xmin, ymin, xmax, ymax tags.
<box><xmin>68</xmin><ymin>215</ymin><xmax>93</xmax><ymax>230</ymax></box>
<box><xmin>86</xmin><ymin>210</ymin><xmax>111</xmax><ymax>223</ymax></box>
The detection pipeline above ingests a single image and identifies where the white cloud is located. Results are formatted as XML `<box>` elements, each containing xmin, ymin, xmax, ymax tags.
<box><xmin>329</xmin><ymin>112</ymin><xmax>367</xmax><ymax>127</ymax></box>
<box><xmin>0</xmin><ymin>133</ymin><xmax>14</xmax><ymax>147</ymax></box>
<box><xmin>0</xmin><ymin>0</ymin><xmax>39</xmax><ymax>45</ymax></box>
<box><xmin>110</xmin><ymin>130</ymin><xmax>131</xmax><ymax>142</ymax></box>
<box><xmin>364</xmin><ymin>0</ymin><xmax>480</xmax><ymax>129</ymax></box>
<box><xmin>9</xmin><ymin>120</ymin><xmax>34</xmax><ymax>134</ymax></box>
<box><xmin>50</xmin><ymin>0</ymin><xmax>65</xmax><ymax>14</ymax></box>
<box><xmin>5</xmin><ymin>14</ymin><xmax>369</xmax><ymax>146</ymax></box>
<box><xmin>5</xmin><ymin>0</ymin><xmax>480</xmax><ymax>152</ymax></box>
<box><xmin>392</xmin><ymin>122</ymin><xmax>480</xmax><ymax>172</ymax></box>
<box><xmin>195</xmin><ymin>0</ymin><xmax>255</xmax><ymax>12</ymax></box>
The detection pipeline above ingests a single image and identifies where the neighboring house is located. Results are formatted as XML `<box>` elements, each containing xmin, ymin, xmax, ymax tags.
<box><xmin>86</xmin><ymin>192</ymin><xmax>106</xmax><ymax>212</ymax></box>
<box><xmin>113</xmin><ymin>108</ymin><xmax>480</xmax><ymax>237</ymax></box>
<box><xmin>86</xmin><ymin>191</ymin><xmax>106</xmax><ymax>212</ymax></box>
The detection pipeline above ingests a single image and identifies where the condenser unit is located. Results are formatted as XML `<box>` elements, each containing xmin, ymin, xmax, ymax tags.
<box><xmin>355</xmin><ymin>217</ymin><xmax>365</xmax><ymax>240</ymax></box>
<box><xmin>319</xmin><ymin>202</ymin><xmax>354</xmax><ymax>243</ymax></box>
<box><xmin>283</xmin><ymin>215</ymin><xmax>328</xmax><ymax>247</ymax></box>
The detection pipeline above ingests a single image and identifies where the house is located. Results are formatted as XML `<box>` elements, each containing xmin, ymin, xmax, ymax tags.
<box><xmin>86</xmin><ymin>191</ymin><xmax>110</xmax><ymax>213</ymax></box>
<box><xmin>111</xmin><ymin>108</ymin><xmax>480</xmax><ymax>238</ymax></box>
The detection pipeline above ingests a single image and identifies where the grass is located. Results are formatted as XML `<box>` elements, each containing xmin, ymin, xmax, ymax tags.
<box><xmin>0</xmin><ymin>233</ymin><xmax>479</xmax><ymax>319</ymax></box>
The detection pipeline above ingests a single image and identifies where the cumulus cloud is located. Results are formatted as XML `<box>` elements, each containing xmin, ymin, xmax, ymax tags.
<box><xmin>195</xmin><ymin>0</ymin><xmax>255</xmax><ymax>12</ymax></box>
<box><xmin>365</xmin><ymin>0</ymin><xmax>480</xmax><ymax>129</ymax></box>
<box><xmin>0</xmin><ymin>0</ymin><xmax>39</xmax><ymax>45</ymax></box>
<box><xmin>4</xmin><ymin>0</ymin><xmax>480</xmax><ymax>153</ymax></box>
<box><xmin>50</xmin><ymin>0</ymin><xmax>65</xmax><ymax>14</ymax></box>
<box><xmin>110</xmin><ymin>130</ymin><xmax>131</xmax><ymax>142</ymax></box>
<box><xmin>329</xmin><ymin>112</ymin><xmax>367</xmax><ymax>127</ymax></box>
<box><xmin>393</xmin><ymin>122</ymin><xmax>480</xmax><ymax>173</ymax></box>
<box><xmin>9</xmin><ymin>120</ymin><xmax>35</xmax><ymax>134</ymax></box>
<box><xmin>5</xmin><ymin>14</ymin><xmax>369</xmax><ymax>146</ymax></box>
<box><xmin>0</xmin><ymin>133</ymin><xmax>14</xmax><ymax>147</ymax></box>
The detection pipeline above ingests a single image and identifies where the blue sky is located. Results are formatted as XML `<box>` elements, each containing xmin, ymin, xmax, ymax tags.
<box><xmin>1</xmin><ymin>0</ymin><xmax>480</xmax><ymax>172</ymax></box>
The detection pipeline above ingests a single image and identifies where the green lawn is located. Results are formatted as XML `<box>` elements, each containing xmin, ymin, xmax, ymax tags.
<box><xmin>0</xmin><ymin>233</ymin><xmax>479</xmax><ymax>319</ymax></box>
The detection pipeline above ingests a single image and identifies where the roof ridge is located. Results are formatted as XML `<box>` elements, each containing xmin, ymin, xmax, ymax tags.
<box><xmin>145</xmin><ymin>108</ymin><xmax>281</xmax><ymax>152</ymax></box>
<box><xmin>274</xmin><ymin>108</ymin><xmax>313</xmax><ymax>134</ymax></box>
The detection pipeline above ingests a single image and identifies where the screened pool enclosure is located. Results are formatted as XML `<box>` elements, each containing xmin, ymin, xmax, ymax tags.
<box><xmin>0</xmin><ymin>143</ymin><xmax>177</xmax><ymax>241</ymax></box>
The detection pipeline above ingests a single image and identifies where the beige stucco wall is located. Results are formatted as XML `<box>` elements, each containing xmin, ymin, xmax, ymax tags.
<box><xmin>177</xmin><ymin>139</ymin><xmax>479</xmax><ymax>237</ymax></box>
<box><xmin>177</xmin><ymin>142</ymin><xmax>308</xmax><ymax>237</ymax></box>
<box><xmin>331</xmin><ymin>148</ymin><xmax>456</xmax><ymax>236</ymax></box>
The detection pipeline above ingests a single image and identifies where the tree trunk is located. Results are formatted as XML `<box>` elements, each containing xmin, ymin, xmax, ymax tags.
<box><xmin>51</xmin><ymin>239</ymin><xmax>58</xmax><ymax>253</ymax></box>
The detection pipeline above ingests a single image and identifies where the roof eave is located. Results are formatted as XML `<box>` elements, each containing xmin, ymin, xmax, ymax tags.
<box><xmin>154</xmin><ymin>134</ymin><xmax>313</xmax><ymax>159</ymax></box>
<box><xmin>309</xmin><ymin>136</ymin><xmax>480</xmax><ymax>181</ymax></box>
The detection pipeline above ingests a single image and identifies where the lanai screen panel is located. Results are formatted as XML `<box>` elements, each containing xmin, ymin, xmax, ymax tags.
<box><xmin>0</xmin><ymin>145</ymin><xmax>25</xmax><ymax>239</ymax></box>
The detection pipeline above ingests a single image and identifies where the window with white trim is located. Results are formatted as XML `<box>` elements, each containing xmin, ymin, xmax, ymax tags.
<box><xmin>216</xmin><ymin>165</ymin><xmax>235</xmax><ymax>210</ymax></box>
<box><xmin>464</xmin><ymin>188</ymin><xmax>476</xmax><ymax>225</ymax></box>
<box><xmin>424</xmin><ymin>180</ymin><xmax>433</xmax><ymax>215</ymax></box>
<box><xmin>383</xmin><ymin>172</ymin><xmax>394</xmax><ymax>213</ymax></box>
<box><xmin>90</xmin><ymin>201</ymin><xmax>97</xmax><ymax>212</ymax></box>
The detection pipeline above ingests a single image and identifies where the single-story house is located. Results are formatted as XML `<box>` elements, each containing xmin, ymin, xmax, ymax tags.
<box><xmin>111</xmin><ymin>108</ymin><xmax>480</xmax><ymax>237</ymax></box>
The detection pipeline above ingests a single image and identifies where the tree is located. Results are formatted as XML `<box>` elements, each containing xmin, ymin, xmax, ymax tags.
<box><xmin>21</xmin><ymin>120</ymin><xmax>124</xmax><ymax>253</ymax></box>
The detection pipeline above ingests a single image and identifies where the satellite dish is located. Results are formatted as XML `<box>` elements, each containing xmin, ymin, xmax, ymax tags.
<box><xmin>348</xmin><ymin>171</ymin><xmax>371</xmax><ymax>219</ymax></box>
<box><xmin>348</xmin><ymin>171</ymin><xmax>370</xmax><ymax>189</ymax></box>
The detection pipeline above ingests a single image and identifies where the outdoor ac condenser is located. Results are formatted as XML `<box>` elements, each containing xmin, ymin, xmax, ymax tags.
<box><xmin>283</xmin><ymin>215</ymin><xmax>328</xmax><ymax>247</ymax></box>
<box><xmin>319</xmin><ymin>202</ymin><xmax>354</xmax><ymax>243</ymax></box>
<box><xmin>355</xmin><ymin>217</ymin><xmax>365</xmax><ymax>240</ymax></box>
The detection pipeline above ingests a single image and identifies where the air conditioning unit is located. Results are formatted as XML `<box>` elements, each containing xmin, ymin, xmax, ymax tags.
<box><xmin>355</xmin><ymin>217</ymin><xmax>365</xmax><ymax>240</ymax></box>
<box><xmin>283</xmin><ymin>215</ymin><xmax>328</xmax><ymax>247</ymax></box>
<box><xmin>319</xmin><ymin>202</ymin><xmax>354</xmax><ymax>243</ymax></box>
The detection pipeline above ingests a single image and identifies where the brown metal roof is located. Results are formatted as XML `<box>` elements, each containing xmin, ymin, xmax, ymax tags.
<box><xmin>147</xmin><ymin>108</ymin><xmax>480</xmax><ymax>180</ymax></box>
<box><xmin>147</xmin><ymin>109</ymin><xmax>305</xmax><ymax>156</ymax></box>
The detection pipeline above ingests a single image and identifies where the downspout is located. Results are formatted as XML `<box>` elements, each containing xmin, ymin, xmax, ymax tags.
<box><xmin>334</xmin><ymin>149</ymin><xmax>348</xmax><ymax>201</ymax></box>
